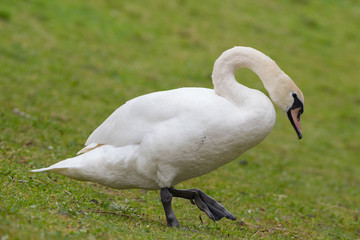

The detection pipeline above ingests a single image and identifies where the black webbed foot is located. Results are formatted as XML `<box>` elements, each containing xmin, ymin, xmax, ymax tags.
<box><xmin>168</xmin><ymin>187</ymin><xmax>236</xmax><ymax>222</ymax></box>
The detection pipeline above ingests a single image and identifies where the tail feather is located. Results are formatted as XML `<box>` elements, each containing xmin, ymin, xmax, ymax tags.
<box><xmin>30</xmin><ymin>144</ymin><xmax>145</xmax><ymax>189</ymax></box>
<box><xmin>31</xmin><ymin>167</ymin><xmax>68</xmax><ymax>173</ymax></box>
<box><xmin>30</xmin><ymin>144</ymin><xmax>110</xmax><ymax>180</ymax></box>
<box><xmin>31</xmin><ymin>156</ymin><xmax>82</xmax><ymax>174</ymax></box>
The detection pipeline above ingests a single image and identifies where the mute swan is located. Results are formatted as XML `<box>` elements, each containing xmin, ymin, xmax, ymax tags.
<box><xmin>32</xmin><ymin>46</ymin><xmax>304</xmax><ymax>227</ymax></box>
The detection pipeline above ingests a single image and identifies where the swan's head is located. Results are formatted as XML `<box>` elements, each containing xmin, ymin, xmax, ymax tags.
<box><xmin>267</xmin><ymin>74</ymin><xmax>304</xmax><ymax>139</ymax></box>
<box><xmin>212</xmin><ymin>46</ymin><xmax>304</xmax><ymax>139</ymax></box>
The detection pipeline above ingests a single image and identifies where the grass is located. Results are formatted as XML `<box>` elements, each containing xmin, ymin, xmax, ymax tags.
<box><xmin>1</xmin><ymin>0</ymin><xmax>360</xmax><ymax>239</ymax></box>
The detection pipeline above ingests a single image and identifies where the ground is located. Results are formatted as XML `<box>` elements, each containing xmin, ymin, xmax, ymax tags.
<box><xmin>1</xmin><ymin>0</ymin><xmax>360</xmax><ymax>239</ymax></box>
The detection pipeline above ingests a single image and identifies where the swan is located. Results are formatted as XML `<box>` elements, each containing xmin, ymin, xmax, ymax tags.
<box><xmin>32</xmin><ymin>46</ymin><xmax>304</xmax><ymax>227</ymax></box>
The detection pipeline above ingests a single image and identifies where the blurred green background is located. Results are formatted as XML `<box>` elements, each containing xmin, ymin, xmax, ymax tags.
<box><xmin>1</xmin><ymin>0</ymin><xmax>359</xmax><ymax>239</ymax></box>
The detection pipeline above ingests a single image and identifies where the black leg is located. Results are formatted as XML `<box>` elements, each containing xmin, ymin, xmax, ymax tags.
<box><xmin>160</xmin><ymin>188</ymin><xmax>180</xmax><ymax>227</ymax></box>
<box><xmin>168</xmin><ymin>187</ymin><xmax>236</xmax><ymax>222</ymax></box>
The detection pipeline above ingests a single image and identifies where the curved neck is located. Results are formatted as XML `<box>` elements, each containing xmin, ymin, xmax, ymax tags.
<box><xmin>211</xmin><ymin>47</ymin><xmax>284</xmax><ymax>104</ymax></box>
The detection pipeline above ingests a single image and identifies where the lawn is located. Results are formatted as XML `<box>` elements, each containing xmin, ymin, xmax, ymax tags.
<box><xmin>1</xmin><ymin>0</ymin><xmax>360</xmax><ymax>239</ymax></box>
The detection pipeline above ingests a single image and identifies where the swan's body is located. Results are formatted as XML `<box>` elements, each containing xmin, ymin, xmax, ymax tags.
<box><xmin>35</xmin><ymin>87</ymin><xmax>275</xmax><ymax>189</ymax></box>
<box><xmin>32</xmin><ymin>46</ymin><xmax>304</xmax><ymax>227</ymax></box>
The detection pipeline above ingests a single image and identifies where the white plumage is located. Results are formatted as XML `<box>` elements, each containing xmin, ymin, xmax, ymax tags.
<box><xmin>32</xmin><ymin>46</ymin><xmax>304</xmax><ymax>226</ymax></box>
<box><xmin>33</xmin><ymin>87</ymin><xmax>275</xmax><ymax>189</ymax></box>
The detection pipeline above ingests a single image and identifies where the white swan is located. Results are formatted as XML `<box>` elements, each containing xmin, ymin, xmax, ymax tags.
<box><xmin>32</xmin><ymin>46</ymin><xmax>304</xmax><ymax>227</ymax></box>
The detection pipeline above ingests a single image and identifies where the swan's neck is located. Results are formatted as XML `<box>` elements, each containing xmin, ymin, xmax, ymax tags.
<box><xmin>212</xmin><ymin>47</ymin><xmax>285</xmax><ymax>105</ymax></box>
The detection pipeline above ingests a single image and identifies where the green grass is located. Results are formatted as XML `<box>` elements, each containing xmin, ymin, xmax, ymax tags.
<box><xmin>1</xmin><ymin>0</ymin><xmax>360</xmax><ymax>239</ymax></box>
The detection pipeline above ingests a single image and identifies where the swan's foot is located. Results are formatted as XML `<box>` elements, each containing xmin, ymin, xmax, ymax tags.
<box><xmin>160</xmin><ymin>187</ymin><xmax>235</xmax><ymax>227</ymax></box>
<box><xmin>169</xmin><ymin>187</ymin><xmax>236</xmax><ymax>222</ymax></box>
<box><xmin>160</xmin><ymin>188</ymin><xmax>180</xmax><ymax>227</ymax></box>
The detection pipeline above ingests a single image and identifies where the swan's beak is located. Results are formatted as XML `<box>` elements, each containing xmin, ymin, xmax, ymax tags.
<box><xmin>287</xmin><ymin>107</ymin><xmax>303</xmax><ymax>139</ymax></box>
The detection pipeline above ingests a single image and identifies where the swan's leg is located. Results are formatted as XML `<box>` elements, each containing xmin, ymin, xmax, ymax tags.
<box><xmin>168</xmin><ymin>187</ymin><xmax>236</xmax><ymax>222</ymax></box>
<box><xmin>160</xmin><ymin>188</ymin><xmax>180</xmax><ymax>227</ymax></box>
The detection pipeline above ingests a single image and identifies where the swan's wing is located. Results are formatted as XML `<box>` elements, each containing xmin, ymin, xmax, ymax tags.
<box><xmin>84</xmin><ymin>88</ymin><xmax>215</xmax><ymax>148</ymax></box>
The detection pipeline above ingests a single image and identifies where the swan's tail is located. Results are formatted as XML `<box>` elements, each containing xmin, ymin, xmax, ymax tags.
<box><xmin>31</xmin><ymin>167</ymin><xmax>66</xmax><ymax>173</ymax></box>
<box><xmin>31</xmin><ymin>144</ymin><xmax>139</xmax><ymax>184</ymax></box>
<box><xmin>30</xmin><ymin>155</ymin><xmax>83</xmax><ymax>179</ymax></box>
<box><xmin>32</xmin><ymin>143</ymin><xmax>108</xmax><ymax>174</ymax></box>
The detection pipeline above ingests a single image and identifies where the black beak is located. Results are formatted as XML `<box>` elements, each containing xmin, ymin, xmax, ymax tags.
<box><xmin>287</xmin><ymin>93</ymin><xmax>304</xmax><ymax>139</ymax></box>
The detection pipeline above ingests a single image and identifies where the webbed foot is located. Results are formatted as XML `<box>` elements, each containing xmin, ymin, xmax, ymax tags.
<box><xmin>169</xmin><ymin>187</ymin><xmax>236</xmax><ymax>221</ymax></box>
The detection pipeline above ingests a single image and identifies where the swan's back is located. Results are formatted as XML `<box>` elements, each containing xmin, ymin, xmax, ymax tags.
<box><xmin>85</xmin><ymin>87</ymin><xmax>256</xmax><ymax>147</ymax></box>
